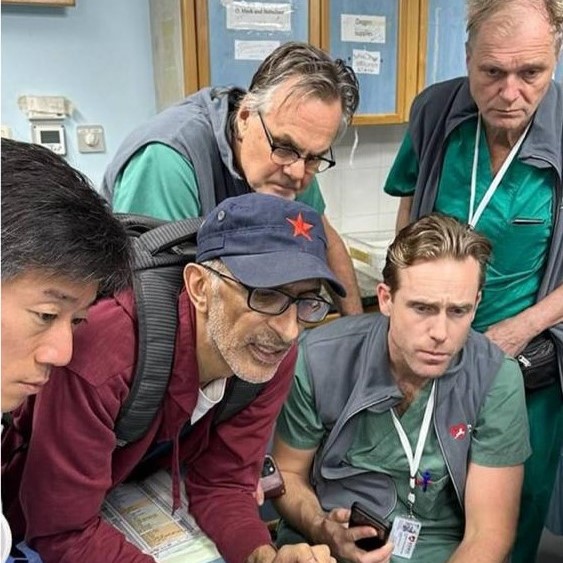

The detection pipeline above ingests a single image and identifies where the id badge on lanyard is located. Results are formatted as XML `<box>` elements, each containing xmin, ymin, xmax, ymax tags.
<box><xmin>389</xmin><ymin>381</ymin><xmax>436</xmax><ymax>559</ymax></box>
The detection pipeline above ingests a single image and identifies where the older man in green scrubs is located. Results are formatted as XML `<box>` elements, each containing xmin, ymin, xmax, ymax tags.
<box><xmin>384</xmin><ymin>1</ymin><xmax>563</xmax><ymax>561</ymax></box>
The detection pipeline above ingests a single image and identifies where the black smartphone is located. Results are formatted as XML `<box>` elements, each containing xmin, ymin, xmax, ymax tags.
<box><xmin>259</xmin><ymin>454</ymin><xmax>286</xmax><ymax>499</ymax></box>
<box><xmin>349</xmin><ymin>501</ymin><xmax>391</xmax><ymax>551</ymax></box>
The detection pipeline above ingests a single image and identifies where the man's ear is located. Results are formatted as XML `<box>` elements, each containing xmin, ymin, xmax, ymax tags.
<box><xmin>236</xmin><ymin>106</ymin><xmax>251</xmax><ymax>139</ymax></box>
<box><xmin>184</xmin><ymin>263</ymin><xmax>210</xmax><ymax>313</ymax></box>
<box><xmin>471</xmin><ymin>290</ymin><xmax>482</xmax><ymax>321</ymax></box>
<box><xmin>376</xmin><ymin>282</ymin><xmax>393</xmax><ymax>317</ymax></box>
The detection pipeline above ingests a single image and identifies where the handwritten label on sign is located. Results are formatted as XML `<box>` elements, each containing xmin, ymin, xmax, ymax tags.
<box><xmin>341</xmin><ymin>14</ymin><xmax>386</xmax><ymax>44</ymax></box>
<box><xmin>226</xmin><ymin>1</ymin><xmax>292</xmax><ymax>32</ymax></box>
<box><xmin>352</xmin><ymin>49</ymin><xmax>381</xmax><ymax>74</ymax></box>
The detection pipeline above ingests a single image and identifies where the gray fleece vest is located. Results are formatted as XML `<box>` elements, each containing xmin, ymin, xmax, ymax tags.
<box><xmin>101</xmin><ymin>88</ymin><xmax>250</xmax><ymax>216</ymax></box>
<box><xmin>301</xmin><ymin>313</ymin><xmax>505</xmax><ymax>517</ymax></box>
<box><xmin>407</xmin><ymin>77</ymin><xmax>563</xmax><ymax>388</ymax></box>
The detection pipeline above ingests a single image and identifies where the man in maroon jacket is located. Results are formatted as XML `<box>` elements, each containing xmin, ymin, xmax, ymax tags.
<box><xmin>1</xmin><ymin>139</ymin><xmax>131</xmax><ymax>562</ymax></box>
<box><xmin>2</xmin><ymin>193</ymin><xmax>342</xmax><ymax>563</ymax></box>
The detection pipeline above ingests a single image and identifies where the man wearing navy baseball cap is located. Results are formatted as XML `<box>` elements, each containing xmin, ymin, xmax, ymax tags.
<box><xmin>3</xmin><ymin>193</ymin><xmax>339</xmax><ymax>563</ymax></box>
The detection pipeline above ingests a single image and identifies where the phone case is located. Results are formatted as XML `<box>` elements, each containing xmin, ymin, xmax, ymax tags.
<box><xmin>349</xmin><ymin>501</ymin><xmax>391</xmax><ymax>551</ymax></box>
<box><xmin>260</xmin><ymin>455</ymin><xmax>286</xmax><ymax>499</ymax></box>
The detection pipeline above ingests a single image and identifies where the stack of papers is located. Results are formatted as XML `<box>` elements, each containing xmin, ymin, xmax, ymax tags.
<box><xmin>102</xmin><ymin>470</ymin><xmax>224</xmax><ymax>563</ymax></box>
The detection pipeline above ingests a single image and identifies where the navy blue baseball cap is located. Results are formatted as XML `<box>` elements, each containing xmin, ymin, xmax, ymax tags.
<box><xmin>196</xmin><ymin>193</ymin><xmax>346</xmax><ymax>297</ymax></box>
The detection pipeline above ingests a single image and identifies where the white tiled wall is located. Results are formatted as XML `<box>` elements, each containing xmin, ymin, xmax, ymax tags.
<box><xmin>318</xmin><ymin>123</ymin><xmax>408</xmax><ymax>235</ymax></box>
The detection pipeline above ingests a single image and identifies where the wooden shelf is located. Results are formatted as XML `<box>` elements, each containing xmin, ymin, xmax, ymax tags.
<box><xmin>2</xmin><ymin>0</ymin><xmax>75</xmax><ymax>6</ymax></box>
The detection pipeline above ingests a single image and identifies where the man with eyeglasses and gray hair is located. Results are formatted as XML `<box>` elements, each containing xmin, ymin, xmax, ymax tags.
<box><xmin>101</xmin><ymin>41</ymin><xmax>363</xmax><ymax>317</ymax></box>
<box><xmin>2</xmin><ymin>193</ymin><xmax>341</xmax><ymax>563</ymax></box>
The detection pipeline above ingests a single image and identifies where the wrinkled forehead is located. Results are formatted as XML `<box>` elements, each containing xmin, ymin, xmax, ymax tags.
<box><xmin>264</xmin><ymin>78</ymin><xmax>342</xmax><ymax>119</ymax></box>
<box><xmin>261</xmin><ymin>97</ymin><xmax>342</xmax><ymax>154</ymax></box>
<box><xmin>469</xmin><ymin>1</ymin><xmax>557</xmax><ymax>46</ymax></box>
<box><xmin>394</xmin><ymin>258</ymin><xmax>481</xmax><ymax>293</ymax></box>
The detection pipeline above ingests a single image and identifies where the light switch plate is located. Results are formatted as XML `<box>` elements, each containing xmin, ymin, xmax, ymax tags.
<box><xmin>1</xmin><ymin>125</ymin><xmax>13</xmax><ymax>139</ymax></box>
<box><xmin>77</xmin><ymin>125</ymin><xmax>106</xmax><ymax>153</ymax></box>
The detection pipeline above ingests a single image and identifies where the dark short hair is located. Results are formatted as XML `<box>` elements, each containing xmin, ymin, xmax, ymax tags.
<box><xmin>1</xmin><ymin>139</ymin><xmax>131</xmax><ymax>297</ymax></box>
<box><xmin>243</xmin><ymin>41</ymin><xmax>360</xmax><ymax>138</ymax></box>
<box><xmin>382</xmin><ymin>213</ymin><xmax>492</xmax><ymax>293</ymax></box>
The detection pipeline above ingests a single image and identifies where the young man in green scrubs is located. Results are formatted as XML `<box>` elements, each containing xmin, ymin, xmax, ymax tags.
<box><xmin>101</xmin><ymin>42</ymin><xmax>363</xmax><ymax>316</ymax></box>
<box><xmin>384</xmin><ymin>1</ymin><xmax>563</xmax><ymax>560</ymax></box>
<box><xmin>271</xmin><ymin>214</ymin><xmax>530</xmax><ymax>563</ymax></box>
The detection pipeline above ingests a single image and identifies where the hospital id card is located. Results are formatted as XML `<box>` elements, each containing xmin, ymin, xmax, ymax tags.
<box><xmin>390</xmin><ymin>515</ymin><xmax>422</xmax><ymax>559</ymax></box>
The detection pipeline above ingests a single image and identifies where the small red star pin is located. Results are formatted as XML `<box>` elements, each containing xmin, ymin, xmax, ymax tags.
<box><xmin>287</xmin><ymin>213</ymin><xmax>313</xmax><ymax>241</ymax></box>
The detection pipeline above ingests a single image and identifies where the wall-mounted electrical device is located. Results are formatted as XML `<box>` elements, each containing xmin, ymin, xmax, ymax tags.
<box><xmin>31</xmin><ymin>122</ymin><xmax>66</xmax><ymax>155</ymax></box>
<box><xmin>76</xmin><ymin>125</ymin><xmax>106</xmax><ymax>153</ymax></box>
<box><xmin>18</xmin><ymin>95</ymin><xmax>73</xmax><ymax>120</ymax></box>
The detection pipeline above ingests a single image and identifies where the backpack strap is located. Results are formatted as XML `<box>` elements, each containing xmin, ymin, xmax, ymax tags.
<box><xmin>114</xmin><ymin>217</ymin><xmax>203</xmax><ymax>446</ymax></box>
<box><xmin>129</xmin><ymin>216</ymin><xmax>205</xmax><ymax>267</ymax></box>
<box><xmin>213</xmin><ymin>377</ymin><xmax>266</xmax><ymax>424</ymax></box>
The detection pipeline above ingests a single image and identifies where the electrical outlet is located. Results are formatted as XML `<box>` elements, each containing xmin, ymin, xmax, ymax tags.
<box><xmin>77</xmin><ymin>125</ymin><xmax>106</xmax><ymax>153</ymax></box>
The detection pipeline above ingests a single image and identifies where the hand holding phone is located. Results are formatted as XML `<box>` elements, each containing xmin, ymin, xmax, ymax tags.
<box><xmin>348</xmin><ymin>501</ymin><xmax>391</xmax><ymax>552</ymax></box>
<box><xmin>259</xmin><ymin>454</ymin><xmax>286</xmax><ymax>499</ymax></box>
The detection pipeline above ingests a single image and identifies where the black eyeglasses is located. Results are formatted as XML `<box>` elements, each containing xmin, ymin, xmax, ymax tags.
<box><xmin>201</xmin><ymin>264</ymin><xmax>332</xmax><ymax>323</ymax></box>
<box><xmin>258</xmin><ymin>112</ymin><xmax>336</xmax><ymax>173</ymax></box>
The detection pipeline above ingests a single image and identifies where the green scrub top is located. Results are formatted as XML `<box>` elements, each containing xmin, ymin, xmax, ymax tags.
<box><xmin>112</xmin><ymin>142</ymin><xmax>326</xmax><ymax>220</ymax></box>
<box><xmin>277</xmin><ymin>351</ymin><xmax>531</xmax><ymax>563</ymax></box>
<box><xmin>384</xmin><ymin>120</ymin><xmax>554</xmax><ymax>332</ymax></box>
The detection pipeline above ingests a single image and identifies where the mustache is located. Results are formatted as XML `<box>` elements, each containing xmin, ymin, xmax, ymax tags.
<box><xmin>246</xmin><ymin>330</ymin><xmax>293</xmax><ymax>352</ymax></box>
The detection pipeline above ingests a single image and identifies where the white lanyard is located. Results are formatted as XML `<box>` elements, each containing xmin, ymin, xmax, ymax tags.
<box><xmin>390</xmin><ymin>381</ymin><xmax>436</xmax><ymax>515</ymax></box>
<box><xmin>468</xmin><ymin>114</ymin><xmax>531</xmax><ymax>228</ymax></box>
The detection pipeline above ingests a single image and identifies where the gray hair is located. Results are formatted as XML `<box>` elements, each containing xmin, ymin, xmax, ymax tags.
<box><xmin>200</xmin><ymin>259</ymin><xmax>227</xmax><ymax>292</ymax></box>
<box><xmin>241</xmin><ymin>42</ymin><xmax>359</xmax><ymax>139</ymax></box>
<box><xmin>466</xmin><ymin>0</ymin><xmax>563</xmax><ymax>54</ymax></box>
<box><xmin>382</xmin><ymin>213</ymin><xmax>492</xmax><ymax>293</ymax></box>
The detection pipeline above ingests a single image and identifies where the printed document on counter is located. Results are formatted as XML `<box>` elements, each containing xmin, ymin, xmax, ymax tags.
<box><xmin>102</xmin><ymin>469</ymin><xmax>224</xmax><ymax>562</ymax></box>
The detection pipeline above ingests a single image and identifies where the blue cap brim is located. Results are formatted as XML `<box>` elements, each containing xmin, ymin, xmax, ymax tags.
<box><xmin>222</xmin><ymin>251</ymin><xmax>347</xmax><ymax>297</ymax></box>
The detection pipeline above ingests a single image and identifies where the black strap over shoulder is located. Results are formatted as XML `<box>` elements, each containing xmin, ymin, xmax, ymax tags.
<box><xmin>213</xmin><ymin>377</ymin><xmax>265</xmax><ymax>424</ymax></box>
<box><xmin>114</xmin><ymin>214</ymin><xmax>202</xmax><ymax>446</ymax></box>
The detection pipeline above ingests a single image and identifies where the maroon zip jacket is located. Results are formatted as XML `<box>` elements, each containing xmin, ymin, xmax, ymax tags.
<box><xmin>2</xmin><ymin>289</ymin><xmax>296</xmax><ymax>563</ymax></box>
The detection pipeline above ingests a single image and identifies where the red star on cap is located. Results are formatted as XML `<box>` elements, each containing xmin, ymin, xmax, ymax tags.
<box><xmin>287</xmin><ymin>213</ymin><xmax>313</xmax><ymax>241</ymax></box>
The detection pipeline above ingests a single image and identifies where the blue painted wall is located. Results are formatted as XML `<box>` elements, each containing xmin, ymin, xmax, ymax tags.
<box><xmin>1</xmin><ymin>0</ymin><xmax>156</xmax><ymax>188</ymax></box>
